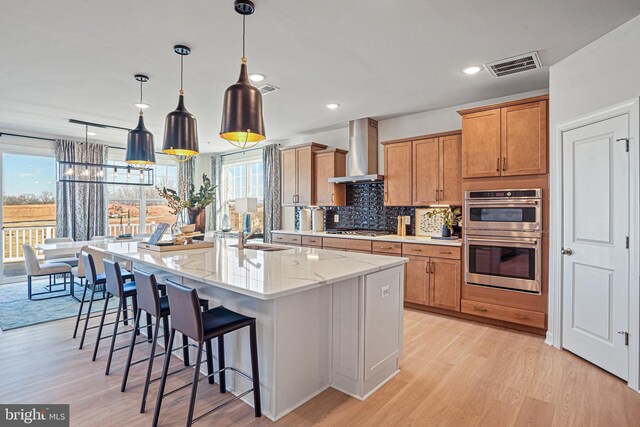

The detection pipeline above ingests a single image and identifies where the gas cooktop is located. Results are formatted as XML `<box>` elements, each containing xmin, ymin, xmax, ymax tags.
<box><xmin>325</xmin><ymin>229</ymin><xmax>392</xmax><ymax>237</ymax></box>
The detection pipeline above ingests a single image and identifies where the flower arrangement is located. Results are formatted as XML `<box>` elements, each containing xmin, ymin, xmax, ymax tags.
<box><xmin>426</xmin><ymin>207</ymin><xmax>462</xmax><ymax>234</ymax></box>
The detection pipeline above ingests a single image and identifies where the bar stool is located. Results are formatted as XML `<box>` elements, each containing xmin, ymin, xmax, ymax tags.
<box><xmin>75</xmin><ymin>253</ymin><xmax>134</xmax><ymax>349</ymax></box>
<box><xmin>121</xmin><ymin>269</ymin><xmax>212</xmax><ymax>413</ymax></box>
<box><xmin>153</xmin><ymin>282</ymin><xmax>261</xmax><ymax>427</ymax></box>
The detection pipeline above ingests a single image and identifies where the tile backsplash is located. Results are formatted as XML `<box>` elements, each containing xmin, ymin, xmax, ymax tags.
<box><xmin>294</xmin><ymin>182</ymin><xmax>418</xmax><ymax>234</ymax></box>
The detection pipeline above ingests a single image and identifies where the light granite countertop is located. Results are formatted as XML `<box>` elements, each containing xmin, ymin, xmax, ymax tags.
<box><xmin>97</xmin><ymin>238</ymin><xmax>407</xmax><ymax>301</ymax></box>
<box><xmin>271</xmin><ymin>230</ymin><xmax>463</xmax><ymax>247</ymax></box>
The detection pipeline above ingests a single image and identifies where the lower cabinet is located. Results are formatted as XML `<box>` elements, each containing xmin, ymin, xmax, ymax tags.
<box><xmin>403</xmin><ymin>245</ymin><xmax>461</xmax><ymax>312</ymax></box>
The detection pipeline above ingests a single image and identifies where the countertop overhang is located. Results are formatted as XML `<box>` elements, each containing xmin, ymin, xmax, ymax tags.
<box><xmin>272</xmin><ymin>230</ymin><xmax>463</xmax><ymax>247</ymax></box>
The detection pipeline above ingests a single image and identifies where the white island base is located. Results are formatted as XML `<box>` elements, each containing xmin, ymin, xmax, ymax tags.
<box><xmin>173</xmin><ymin>265</ymin><xmax>404</xmax><ymax>421</ymax></box>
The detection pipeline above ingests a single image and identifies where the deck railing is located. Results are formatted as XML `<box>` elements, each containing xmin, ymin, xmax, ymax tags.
<box><xmin>3</xmin><ymin>223</ymin><xmax>156</xmax><ymax>263</ymax></box>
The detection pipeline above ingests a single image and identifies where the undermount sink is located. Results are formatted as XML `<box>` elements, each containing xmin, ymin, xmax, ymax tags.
<box><xmin>231</xmin><ymin>243</ymin><xmax>289</xmax><ymax>252</ymax></box>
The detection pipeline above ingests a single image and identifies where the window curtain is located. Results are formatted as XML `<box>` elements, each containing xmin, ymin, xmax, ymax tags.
<box><xmin>178</xmin><ymin>157</ymin><xmax>195</xmax><ymax>199</ymax></box>
<box><xmin>55</xmin><ymin>139</ymin><xmax>108</xmax><ymax>240</ymax></box>
<box><xmin>262</xmin><ymin>143</ymin><xmax>281</xmax><ymax>243</ymax></box>
<box><xmin>207</xmin><ymin>154</ymin><xmax>223</xmax><ymax>231</ymax></box>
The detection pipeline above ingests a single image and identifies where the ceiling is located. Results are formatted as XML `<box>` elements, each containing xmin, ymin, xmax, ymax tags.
<box><xmin>1</xmin><ymin>1</ymin><xmax>639</xmax><ymax>153</ymax></box>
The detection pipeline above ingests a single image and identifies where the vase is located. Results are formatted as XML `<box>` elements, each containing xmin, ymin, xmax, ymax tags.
<box><xmin>441</xmin><ymin>225</ymin><xmax>451</xmax><ymax>238</ymax></box>
<box><xmin>187</xmin><ymin>208</ymin><xmax>206</xmax><ymax>233</ymax></box>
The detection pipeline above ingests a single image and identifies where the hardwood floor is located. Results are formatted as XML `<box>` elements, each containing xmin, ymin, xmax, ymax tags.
<box><xmin>1</xmin><ymin>308</ymin><xmax>639</xmax><ymax>426</ymax></box>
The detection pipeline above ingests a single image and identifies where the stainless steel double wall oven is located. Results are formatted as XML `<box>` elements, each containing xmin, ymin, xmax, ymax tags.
<box><xmin>464</xmin><ymin>189</ymin><xmax>542</xmax><ymax>293</ymax></box>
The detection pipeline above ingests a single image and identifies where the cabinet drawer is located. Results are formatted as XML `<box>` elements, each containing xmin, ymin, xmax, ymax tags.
<box><xmin>372</xmin><ymin>241</ymin><xmax>402</xmax><ymax>255</ymax></box>
<box><xmin>402</xmin><ymin>243</ymin><xmax>461</xmax><ymax>259</ymax></box>
<box><xmin>322</xmin><ymin>237</ymin><xmax>372</xmax><ymax>252</ymax></box>
<box><xmin>272</xmin><ymin>234</ymin><xmax>301</xmax><ymax>246</ymax></box>
<box><xmin>302</xmin><ymin>236</ymin><xmax>323</xmax><ymax>247</ymax></box>
<box><xmin>461</xmin><ymin>299</ymin><xmax>545</xmax><ymax>329</ymax></box>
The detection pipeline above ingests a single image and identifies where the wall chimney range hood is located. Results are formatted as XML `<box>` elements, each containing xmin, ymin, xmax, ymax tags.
<box><xmin>328</xmin><ymin>118</ymin><xmax>382</xmax><ymax>183</ymax></box>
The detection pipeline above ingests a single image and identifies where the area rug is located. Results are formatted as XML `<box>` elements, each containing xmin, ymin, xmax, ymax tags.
<box><xmin>0</xmin><ymin>280</ymin><xmax>117</xmax><ymax>331</ymax></box>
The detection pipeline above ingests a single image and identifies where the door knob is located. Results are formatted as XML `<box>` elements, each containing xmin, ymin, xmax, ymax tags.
<box><xmin>561</xmin><ymin>248</ymin><xmax>573</xmax><ymax>255</ymax></box>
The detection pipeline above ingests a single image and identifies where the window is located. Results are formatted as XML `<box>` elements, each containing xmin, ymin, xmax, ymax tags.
<box><xmin>107</xmin><ymin>159</ymin><xmax>178</xmax><ymax>236</ymax></box>
<box><xmin>221</xmin><ymin>156</ymin><xmax>264</xmax><ymax>231</ymax></box>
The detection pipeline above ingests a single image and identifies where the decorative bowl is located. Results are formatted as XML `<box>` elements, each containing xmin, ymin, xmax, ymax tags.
<box><xmin>180</xmin><ymin>224</ymin><xmax>196</xmax><ymax>234</ymax></box>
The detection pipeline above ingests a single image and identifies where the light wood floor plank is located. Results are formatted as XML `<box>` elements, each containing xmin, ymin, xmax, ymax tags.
<box><xmin>1</xmin><ymin>308</ymin><xmax>639</xmax><ymax>426</ymax></box>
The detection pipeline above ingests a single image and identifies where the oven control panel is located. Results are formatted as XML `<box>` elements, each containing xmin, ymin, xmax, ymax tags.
<box><xmin>466</xmin><ymin>189</ymin><xmax>541</xmax><ymax>200</ymax></box>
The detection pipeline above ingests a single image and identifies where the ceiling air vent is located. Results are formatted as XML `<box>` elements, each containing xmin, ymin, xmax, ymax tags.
<box><xmin>259</xmin><ymin>84</ymin><xmax>280</xmax><ymax>95</ymax></box>
<box><xmin>485</xmin><ymin>51</ymin><xmax>542</xmax><ymax>78</ymax></box>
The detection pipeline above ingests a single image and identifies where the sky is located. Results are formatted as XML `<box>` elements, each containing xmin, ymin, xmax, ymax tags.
<box><xmin>2</xmin><ymin>153</ymin><xmax>55</xmax><ymax>196</ymax></box>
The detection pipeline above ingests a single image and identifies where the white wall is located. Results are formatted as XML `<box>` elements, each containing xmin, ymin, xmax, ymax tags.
<box><xmin>276</xmin><ymin>88</ymin><xmax>548</xmax><ymax>230</ymax></box>
<box><xmin>549</xmin><ymin>15</ymin><xmax>640</xmax><ymax>129</ymax></box>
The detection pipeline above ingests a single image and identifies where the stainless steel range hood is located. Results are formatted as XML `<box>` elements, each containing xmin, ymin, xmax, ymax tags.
<box><xmin>328</xmin><ymin>118</ymin><xmax>382</xmax><ymax>183</ymax></box>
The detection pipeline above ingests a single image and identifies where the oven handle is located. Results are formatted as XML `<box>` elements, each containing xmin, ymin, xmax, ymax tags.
<box><xmin>466</xmin><ymin>237</ymin><xmax>540</xmax><ymax>246</ymax></box>
<box><xmin>466</xmin><ymin>200</ymin><xmax>539</xmax><ymax>207</ymax></box>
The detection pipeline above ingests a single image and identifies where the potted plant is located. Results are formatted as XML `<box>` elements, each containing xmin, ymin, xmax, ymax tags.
<box><xmin>426</xmin><ymin>207</ymin><xmax>462</xmax><ymax>238</ymax></box>
<box><xmin>157</xmin><ymin>174</ymin><xmax>216</xmax><ymax>233</ymax></box>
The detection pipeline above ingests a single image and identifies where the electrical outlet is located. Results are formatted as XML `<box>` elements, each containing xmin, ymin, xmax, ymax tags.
<box><xmin>334</xmin><ymin>214</ymin><xmax>339</xmax><ymax>222</ymax></box>
<box><xmin>405</xmin><ymin>216</ymin><xmax>411</xmax><ymax>225</ymax></box>
<box><xmin>381</xmin><ymin>285</ymin><xmax>390</xmax><ymax>298</ymax></box>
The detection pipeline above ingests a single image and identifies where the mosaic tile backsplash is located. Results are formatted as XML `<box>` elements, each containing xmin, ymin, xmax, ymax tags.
<box><xmin>294</xmin><ymin>182</ymin><xmax>420</xmax><ymax>234</ymax></box>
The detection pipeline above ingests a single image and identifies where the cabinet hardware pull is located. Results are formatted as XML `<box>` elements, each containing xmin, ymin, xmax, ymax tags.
<box><xmin>439</xmin><ymin>251</ymin><xmax>451</xmax><ymax>254</ymax></box>
<box><xmin>496</xmin><ymin>157</ymin><xmax>500</xmax><ymax>172</ymax></box>
<box><xmin>440</xmin><ymin>189</ymin><xmax>443</xmax><ymax>200</ymax></box>
<box><xmin>435</xmin><ymin>189</ymin><xmax>439</xmax><ymax>201</ymax></box>
<box><xmin>413</xmin><ymin>248</ymin><xmax>422</xmax><ymax>251</ymax></box>
<box><xmin>331</xmin><ymin>193</ymin><xmax>334</xmax><ymax>203</ymax></box>
<box><xmin>425</xmin><ymin>263</ymin><xmax>430</xmax><ymax>274</ymax></box>
<box><xmin>513</xmin><ymin>314</ymin><xmax>531</xmax><ymax>320</ymax></box>
<box><xmin>431</xmin><ymin>263</ymin><xmax>435</xmax><ymax>274</ymax></box>
<box><xmin>502</xmin><ymin>157</ymin><xmax>506</xmax><ymax>171</ymax></box>
<box><xmin>473</xmin><ymin>306</ymin><xmax>488</xmax><ymax>312</ymax></box>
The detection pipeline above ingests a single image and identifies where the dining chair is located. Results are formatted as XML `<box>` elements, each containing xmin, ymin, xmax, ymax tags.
<box><xmin>43</xmin><ymin>237</ymin><xmax>79</xmax><ymax>267</ymax></box>
<box><xmin>23</xmin><ymin>244</ymin><xmax>74</xmax><ymax>300</ymax></box>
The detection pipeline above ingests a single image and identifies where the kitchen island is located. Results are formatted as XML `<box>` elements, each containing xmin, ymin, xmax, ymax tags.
<box><xmin>99</xmin><ymin>238</ymin><xmax>407</xmax><ymax>421</ymax></box>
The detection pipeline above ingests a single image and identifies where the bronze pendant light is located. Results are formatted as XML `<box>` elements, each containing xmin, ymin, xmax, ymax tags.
<box><xmin>126</xmin><ymin>74</ymin><xmax>156</xmax><ymax>168</ymax></box>
<box><xmin>162</xmin><ymin>45</ymin><xmax>199</xmax><ymax>162</ymax></box>
<box><xmin>220</xmin><ymin>0</ymin><xmax>266</xmax><ymax>149</ymax></box>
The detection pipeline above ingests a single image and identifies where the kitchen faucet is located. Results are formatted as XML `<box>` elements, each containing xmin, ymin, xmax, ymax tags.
<box><xmin>238</xmin><ymin>227</ymin><xmax>262</xmax><ymax>250</ymax></box>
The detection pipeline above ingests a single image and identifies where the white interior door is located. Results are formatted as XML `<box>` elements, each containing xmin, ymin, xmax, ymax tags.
<box><xmin>561</xmin><ymin>114</ymin><xmax>629</xmax><ymax>380</ymax></box>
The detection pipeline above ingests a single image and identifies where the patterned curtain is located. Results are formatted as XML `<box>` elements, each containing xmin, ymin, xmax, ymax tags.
<box><xmin>262</xmin><ymin>143</ymin><xmax>281</xmax><ymax>243</ymax></box>
<box><xmin>207</xmin><ymin>154</ymin><xmax>223</xmax><ymax>231</ymax></box>
<box><xmin>55</xmin><ymin>140</ymin><xmax>109</xmax><ymax>240</ymax></box>
<box><xmin>178</xmin><ymin>157</ymin><xmax>195</xmax><ymax>199</ymax></box>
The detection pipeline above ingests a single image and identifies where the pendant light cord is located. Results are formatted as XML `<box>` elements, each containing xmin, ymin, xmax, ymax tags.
<box><xmin>180</xmin><ymin>54</ymin><xmax>184</xmax><ymax>95</ymax></box>
<box><xmin>139</xmin><ymin>80</ymin><xmax>144</xmax><ymax>115</ymax></box>
<box><xmin>242</xmin><ymin>14</ymin><xmax>246</xmax><ymax>60</ymax></box>
<box><xmin>85</xmin><ymin>125</ymin><xmax>88</xmax><ymax>143</ymax></box>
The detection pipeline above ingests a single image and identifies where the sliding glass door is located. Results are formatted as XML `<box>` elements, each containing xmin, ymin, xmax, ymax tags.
<box><xmin>1</xmin><ymin>153</ymin><xmax>56</xmax><ymax>282</ymax></box>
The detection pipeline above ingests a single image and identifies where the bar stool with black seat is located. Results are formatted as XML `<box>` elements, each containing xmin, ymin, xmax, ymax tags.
<box><xmin>75</xmin><ymin>253</ymin><xmax>134</xmax><ymax>349</ymax></box>
<box><xmin>153</xmin><ymin>282</ymin><xmax>261</xmax><ymax>427</ymax></box>
<box><xmin>121</xmin><ymin>269</ymin><xmax>213</xmax><ymax>413</ymax></box>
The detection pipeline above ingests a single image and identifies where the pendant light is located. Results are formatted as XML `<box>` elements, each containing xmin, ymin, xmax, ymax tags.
<box><xmin>220</xmin><ymin>0</ymin><xmax>266</xmax><ymax>149</ymax></box>
<box><xmin>162</xmin><ymin>45</ymin><xmax>199</xmax><ymax>162</ymax></box>
<box><xmin>125</xmin><ymin>74</ymin><xmax>156</xmax><ymax>168</ymax></box>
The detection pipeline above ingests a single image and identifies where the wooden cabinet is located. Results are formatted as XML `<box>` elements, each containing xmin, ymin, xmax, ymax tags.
<box><xmin>322</xmin><ymin>237</ymin><xmax>372</xmax><ymax>252</ymax></box>
<box><xmin>459</xmin><ymin>96</ymin><xmax>548</xmax><ymax>178</ymax></box>
<box><xmin>412</xmin><ymin>138</ymin><xmax>439</xmax><ymax>205</ymax></box>
<box><xmin>314</xmin><ymin>148</ymin><xmax>347</xmax><ymax>206</ymax></box>
<box><xmin>281</xmin><ymin>143</ymin><xmax>327</xmax><ymax>207</ymax></box>
<box><xmin>384</xmin><ymin>142</ymin><xmax>412</xmax><ymax>206</ymax></box>
<box><xmin>461</xmin><ymin>299</ymin><xmax>545</xmax><ymax>329</ymax></box>
<box><xmin>402</xmin><ymin>244</ymin><xmax>461</xmax><ymax>312</ymax></box>
<box><xmin>438</xmin><ymin>134</ymin><xmax>463</xmax><ymax>205</ymax></box>
<box><xmin>501</xmin><ymin>102</ymin><xmax>547</xmax><ymax>176</ymax></box>
<box><xmin>430</xmin><ymin>258</ymin><xmax>460</xmax><ymax>311</ymax></box>
<box><xmin>301</xmin><ymin>236</ymin><xmax>323</xmax><ymax>247</ymax></box>
<box><xmin>405</xmin><ymin>255</ymin><xmax>429</xmax><ymax>305</ymax></box>
<box><xmin>384</xmin><ymin>131</ymin><xmax>462</xmax><ymax>206</ymax></box>
<box><xmin>272</xmin><ymin>234</ymin><xmax>302</xmax><ymax>246</ymax></box>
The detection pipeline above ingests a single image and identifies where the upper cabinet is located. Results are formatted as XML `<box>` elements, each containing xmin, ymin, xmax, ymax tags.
<box><xmin>459</xmin><ymin>96</ymin><xmax>548</xmax><ymax>178</ymax></box>
<box><xmin>384</xmin><ymin>142</ymin><xmax>413</xmax><ymax>206</ymax></box>
<box><xmin>314</xmin><ymin>148</ymin><xmax>348</xmax><ymax>206</ymax></box>
<box><xmin>281</xmin><ymin>143</ymin><xmax>327</xmax><ymax>207</ymax></box>
<box><xmin>383</xmin><ymin>131</ymin><xmax>462</xmax><ymax>206</ymax></box>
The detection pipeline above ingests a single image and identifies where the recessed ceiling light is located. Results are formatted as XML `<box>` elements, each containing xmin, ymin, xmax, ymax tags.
<box><xmin>134</xmin><ymin>103</ymin><xmax>150</xmax><ymax>109</ymax></box>
<box><xmin>249</xmin><ymin>73</ymin><xmax>266</xmax><ymax>82</ymax></box>
<box><xmin>87</xmin><ymin>131</ymin><xmax>97</xmax><ymax>136</ymax></box>
<box><xmin>326</xmin><ymin>103</ymin><xmax>340</xmax><ymax>110</ymax></box>
<box><xmin>462</xmin><ymin>65</ymin><xmax>483</xmax><ymax>75</ymax></box>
